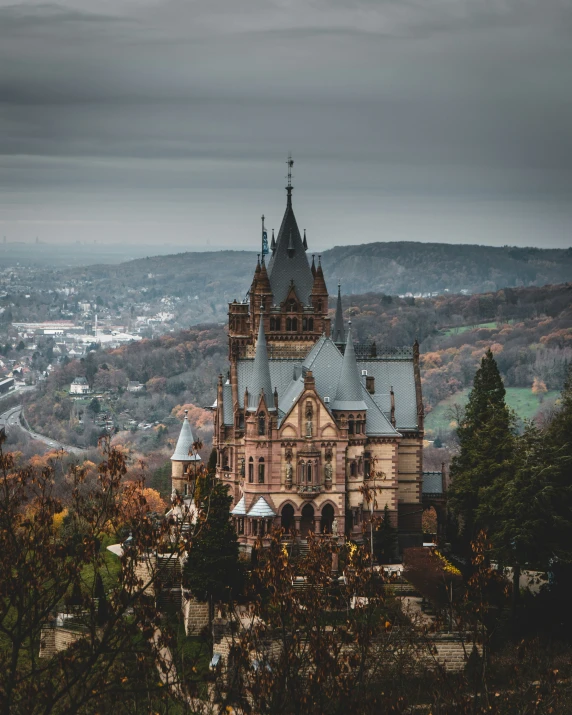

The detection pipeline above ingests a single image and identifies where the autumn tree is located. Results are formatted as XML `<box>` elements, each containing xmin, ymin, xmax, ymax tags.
<box><xmin>0</xmin><ymin>435</ymin><xmax>199</xmax><ymax>715</ymax></box>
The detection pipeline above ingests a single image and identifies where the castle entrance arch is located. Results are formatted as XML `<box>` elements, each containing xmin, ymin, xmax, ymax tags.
<box><xmin>321</xmin><ymin>504</ymin><xmax>335</xmax><ymax>534</ymax></box>
<box><xmin>300</xmin><ymin>503</ymin><xmax>315</xmax><ymax>537</ymax></box>
<box><xmin>281</xmin><ymin>504</ymin><xmax>295</xmax><ymax>534</ymax></box>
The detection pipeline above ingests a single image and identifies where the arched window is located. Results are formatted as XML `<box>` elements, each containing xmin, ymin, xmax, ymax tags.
<box><xmin>291</xmin><ymin>318</ymin><xmax>298</xmax><ymax>331</ymax></box>
<box><xmin>308</xmin><ymin>317</ymin><xmax>314</xmax><ymax>331</ymax></box>
<box><xmin>307</xmin><ymin>463</ymin><xmax>312</xmax><ymax>483</ymax></box>
<box><xmin>299</xmin><ymin>460</ymin><xmax>305</xmax><ymax>484</ymax></box>
<box><xmin>348</xmin><ymin>416</ymin><xmax>355</xmax><ymax>435</ymax></box>
<box><xmin>258</xmin><ymin>457</ymin><xmax>265</xmax><ymax>484</ymax></box>
<box><xmin>286</xmin><ymin>317</ymin><xmax>292</xmax><ymax>331</ymax></box>
<box><xmin>258</xmin><ymin>414</ymin><xmax>266</xmax><ymax>436</ymax></box>
<box><xmin>364</xmin><ymin>452</ymin><xmax>371</xmax><ymax>478</ymax></box>
<box><xmin>248</xmin><ymin>457</ymin><xmax>254</xmax><ymax>483</ymax></box>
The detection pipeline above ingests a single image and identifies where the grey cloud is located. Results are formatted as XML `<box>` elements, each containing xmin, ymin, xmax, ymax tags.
<box><xmin>0</xmin><ymin>0</ymin><xmax>571</xmax><ymax>249</ymax></box>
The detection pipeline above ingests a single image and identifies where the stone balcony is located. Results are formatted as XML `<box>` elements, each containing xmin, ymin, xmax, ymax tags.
<box><xmin>296</xmin><ymin>484</ymin><xmax>324</xmax><ymax>497</ymax></box>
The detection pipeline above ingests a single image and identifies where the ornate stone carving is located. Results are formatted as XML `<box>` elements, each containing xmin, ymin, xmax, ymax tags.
<box><xmin>324</xmin><ymin>461</ymin><xmax>333</xmax><ymax>484</ymax></box>
<box><xmin>285</xmin><ymin>461</ymin><xmax>293</xmax><ymax>488</ymax></box>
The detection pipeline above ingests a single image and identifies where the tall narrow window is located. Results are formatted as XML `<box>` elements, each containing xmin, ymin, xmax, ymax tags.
<box><xmin>308</xmin><ymin>318</ymin><xmax>314</xmax><ymax>331</ymax></box>
<box><xmin>275</xmin><ymin>317</ymin><xmax>281</xmax><ymax>331</ymax></box>
<box><xmin>248</xmin><ymin>457</ymin><xmax>254</xmax><ymax>483</ymax></box>
<box><xmin>291</xmin><ymin>318</ymin><xmax>298</xmax><ymax>331</ymax></box>
<box><xmin>307</xmin><ymin>463</ymin><xmax>312</xmax><ymax>483</ymax></box>
<box><xmin>303</xmin><ymin>317</ymin><xmax>308</xmax><ymax>331</ymax></box>
<box><xmin>348</xmin><ymin>416</ymin><xmax>355</xmax><ymax>435</ymax></box>
<box><xmin>258</xmin><ymin>457</ymin><xmax>265</xmax><ymax>484</ymax></box>
<box><xmin>286</xmin><ymin>317</ymin><xmax>292</xmax><ymax>331</ymax></box>
<box><xmin>258</xmin><ymin>414</ymin><xmax>266</xmax><ymax>436</ymax></box>
<box><xmin>270</xmin><ymin>317</ymin><xmax>275</xmax><ymax>331</ymax></box>
<box><xmin>350</xmin><ymin>461</ymin><xmax>357</xmax><ymax>477</ymax></box>
<box><xmin>316</xmin><ymin>300</ymin><xmax>322</xmax><ymax>312</ymax></box>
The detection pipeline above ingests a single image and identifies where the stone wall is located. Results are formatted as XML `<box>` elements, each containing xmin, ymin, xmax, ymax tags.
<box><xmin>183</xmin><ymin>592</ymin><xmax>210</xmax><ymax>636</ymax></box>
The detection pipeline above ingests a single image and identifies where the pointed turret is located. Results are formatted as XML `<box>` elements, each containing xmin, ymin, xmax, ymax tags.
<box><xmin>333</xmin><ymin>282</ymin><xmax>345</xmax><ymax>343</ymax></box>
<box><xmin>267</xmin><ymin>158</ymin><xmax>314</xmax><ymax>306</ymax></box>
<box><xmin>311</xmin><ymin>255</ymin><xmax>327</xmax><ymax>297</ymax></box>
<box><xmin>247</xmin><ymin>317</ymin><xmax>275</xmax><ymax>411</ymax></box>
<box><xmin>332</xmin><ymin>326</ymin><xmax>367</xmax><ymax>412</ymax></box>
<box><xmin>171</xmin><ymin>410</ymin><xmax>202</xmax><ymax>462</ymax></box>
<box><xmin>270</xmin><ymin>229</ymin><xmax>276</xmax><ymax>253</ymax></box>
<box><xmin>311</xmin><ymin>254</ymin><xmax>316</xmax><ymax>278</ymax></box>
<box><xmin>303</xmin><ymin>229</ymin><xmax>308</xmax><ymax>251</ymax></box>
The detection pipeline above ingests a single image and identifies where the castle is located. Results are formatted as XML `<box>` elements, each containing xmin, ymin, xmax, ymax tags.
<box><xmin>171</xmin><ymin>163</ymin><xmax>425</xmax><ymax>552</ymax></box>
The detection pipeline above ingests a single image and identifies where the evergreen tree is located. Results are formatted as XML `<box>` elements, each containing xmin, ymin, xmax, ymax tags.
<box><xmin>183</xmin><ymin>479</ymin><xmax>242</xmax><ymax>611</ymax></box>
<box><xmin>449</xmin><ymin>349</ymin><xmax>516</xmax><ymax>556</ymax></box>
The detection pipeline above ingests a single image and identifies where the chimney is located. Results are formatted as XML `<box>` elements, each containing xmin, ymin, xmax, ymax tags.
<box><xmin>365</xmin><ymin>376</ymin><xmax>375</xmax><ymax>394</ymax></box>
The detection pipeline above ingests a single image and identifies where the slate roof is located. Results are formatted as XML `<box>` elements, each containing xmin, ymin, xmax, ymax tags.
<box><xmin>247</xmin><ymin>497</ymin><xmax>276</xmax><ymax>518</ymax></box>
<box><xmin>171</xmin><ymin>413</ymin><xmax>202</xmax><ymax>462</ymax></box>
<box><xmin>331</xmin><ymin>327</ymin><xmax>367</xmax><ymax>412</ymax></box>
<box><xmin>232</xmin><ymin>335</ymin><xmax>413</xmax><ymax>436</ymax></box>
<box><xmin>231</xmin><ymin>495</ymin><xmax>247</xmax><ymax>516</ymax></box>
<box><xmin>266</xmin><ymin>196</ymin><xmax>314</xmax><ymax>306</ymax></box>
<box><xmin>247</xmin><ymin>319</ymin><xmax>275</xmax><ymax>412</ymax></box>
<box><xmin>422</xmin><ymin>472</ymin><xmax>444</xmax><ymax>494</ymax></box>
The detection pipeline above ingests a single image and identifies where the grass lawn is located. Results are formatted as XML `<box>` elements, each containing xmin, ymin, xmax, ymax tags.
<box><xmin>425</xmin><ymin>387</ymin><xmax>559</xmax><ymax>437</ymax></box>
<box><xmin>441</xmin><ymin>321</ymin><xmax>505</xmax><ymax>337</ymax></box>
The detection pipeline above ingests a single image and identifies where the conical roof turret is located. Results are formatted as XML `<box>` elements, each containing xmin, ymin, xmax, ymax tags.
<box><xmin>333</xmin><ymin>282</ymin><xmax>345</xmax><ymax>343</ymax></box>
<box><xmin>266</xmin><ymin>164</ymin><xmax>314</xmax><ymax>305</ymax></box>
<box><xmin>270</xmin><ymin>229</ymin><xmax>276</xmax><ymax>253</ymax></box>
<box><xmin>248</xmin><ymin>317</ymin><xmax>275</xmax><ymax>411</ymax></box>
<box><xmin>303</xmin><ymin>229</ymin><xmax>308</xmax><ymax>251</ymax></box>
<box><xmin>171</xmin><ymin>410</ymin><xmax>202</xmax><ymax>461</ymax></box>
<box><xmin>332</xmin><ymin>326</ymin><xmax>367</xmax><ymax>411</ymax></box>
<box><xmin>311</xmin><ymin>256</ymin><xmax>328</xmax><ymax>297</ymax></box>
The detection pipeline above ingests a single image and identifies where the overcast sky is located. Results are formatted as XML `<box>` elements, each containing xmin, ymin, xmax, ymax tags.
<box><xmin>1</xmin><ymin>0</ymin><xmax>571</xmax><ymax>251</ymax></box>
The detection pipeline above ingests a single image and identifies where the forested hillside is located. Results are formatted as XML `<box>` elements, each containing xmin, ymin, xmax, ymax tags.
<box><xmin>65</xmin><ymin>243</ymin><xmax>572</xmax><ymax>327</ymax></box>
<box><xmin>21</xmin><ymin>284</ymin><xmax>571</xmax><ymax>458</ymax></box>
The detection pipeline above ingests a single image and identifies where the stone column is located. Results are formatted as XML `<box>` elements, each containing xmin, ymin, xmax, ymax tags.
<box><xmin>294</xmin><ymin>516</ymin><xmax>301</xmax><ymax>536</ymax></box>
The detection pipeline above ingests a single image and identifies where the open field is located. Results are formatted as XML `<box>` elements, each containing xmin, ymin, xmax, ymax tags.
<box><xmin>440</xmin><ymin>321</ymin><xmax>509</xmax><ymax>337</ymax></box>
<box><xmin>425</xmin><ymin>387</ymin><xmax>560</xmax><ymax>437</ymax></box>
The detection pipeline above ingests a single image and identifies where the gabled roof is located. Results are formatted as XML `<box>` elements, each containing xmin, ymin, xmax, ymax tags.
<box><xmin>266</xmin><ymin>195</ymin><xmax>314</xmax><ymax>306</ymax></box>
<box><xmin>231</xmin><ymin>495</ymin><xmax>247</xmax><ymax>515</ymax></box>
<box><xmin>247</xmin><ymin>497</ymin><xmax>276</xmax><ymax>518</ymax></box>
<box><xmin>331</xmin><ymin>327</ymin><xmax>367</xmax><ymax>412</ymax></box>
<box><xmin>171</xmin><ymin>412</ymin><xmax>202</xmax><ymax>461</ymax></box>
<box><xmin>247</xmin><ymin>318</ymin><xmax>275</xmax><ymax>412</ymax></box>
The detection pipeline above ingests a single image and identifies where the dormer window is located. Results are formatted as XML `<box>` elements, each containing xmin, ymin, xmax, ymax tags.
<box><xmin>288</xmin><ymin>299</ymin><xmax>297</xmax><ymax>312</ymax></box>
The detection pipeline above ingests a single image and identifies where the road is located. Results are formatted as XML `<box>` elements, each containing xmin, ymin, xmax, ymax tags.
<box><xmin>0</xmin><ymin>405</ymin><xmax>87</xmax><ymax>455</ymax></box>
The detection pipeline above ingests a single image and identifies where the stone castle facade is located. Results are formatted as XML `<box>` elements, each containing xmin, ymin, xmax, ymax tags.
<box><xmin>171</xmin><ymin>172</ymin><xmax>425</xmax><ymax>552</ymax></box>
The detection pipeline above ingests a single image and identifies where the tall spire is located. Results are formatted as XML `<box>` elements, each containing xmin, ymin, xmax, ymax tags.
<box><xmin>333</xmin><ymin>282</ymin><xmax>345</xmax><ymax>343</ymax></box>
<box><xmin>248</xmin><ymin>316</ymin><xmax>275</xmax><ymax>411</ymax></box>
<box><xmin>303</xmin><ymin>229</ymin><xmax>308</xmax><ymax>251</ymax></box>
<box><xmin>267</xmin><ymin>157</ymin><xmax>314</xmax><ymax>305</ymax></box>
<box><xmin>271</xmin><ymin>229</ymin><xmax>276</xmax><ymax>253</ymax></box>
<box><xmin>286</xmin><ymin>153</ymin><xmax>294</xmax><ymax>206</ymax></box>
<box><xmin>171</xmin><ymin>410</ymin><xmax>202</xmax><ymax>461</ymax></box>
<box><xmin>332</xmin><ymin>325</ymin><xmax>366</xmax><ymax>411</ymax></box>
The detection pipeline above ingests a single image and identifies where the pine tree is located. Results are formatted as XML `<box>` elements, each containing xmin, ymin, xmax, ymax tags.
<box><xmin>183</xmin><ymin>479</ymin><xmax>242</xmax><ymax>611</ymax></box>
<box><xmin>449</xmin><ymin>349</ymin><xmax>516</xmax><ymax>556</ymax></box>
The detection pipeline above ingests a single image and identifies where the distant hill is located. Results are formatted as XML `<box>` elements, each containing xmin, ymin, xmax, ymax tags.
<box><xmin>77</xmin><ymin>243</ymin><xmax>572</xmax><ymax>312</ymax></box>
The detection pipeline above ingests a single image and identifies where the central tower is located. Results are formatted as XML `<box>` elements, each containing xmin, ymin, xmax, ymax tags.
<box><xmin>228</xmin><ymin>157</ymin><xmax>330</xmax><ymax>363</ymax></box>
